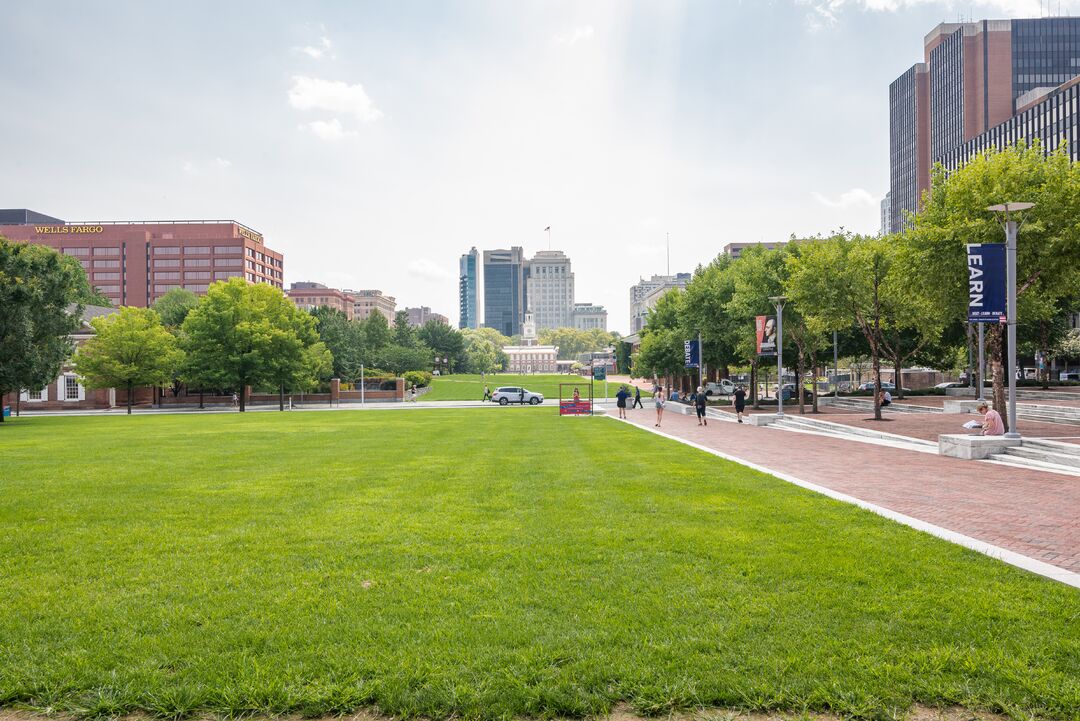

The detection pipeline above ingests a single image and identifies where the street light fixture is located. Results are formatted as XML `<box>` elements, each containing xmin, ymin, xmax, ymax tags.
<box><xmin>769</xmin><ymin>295</ymin><xmax>787</xmax><ymax>418</ymax></box>
<box><xmin>986</xmin><ymin>201</ymin><xmax>1035</xmax><ymax>439</ymax></box>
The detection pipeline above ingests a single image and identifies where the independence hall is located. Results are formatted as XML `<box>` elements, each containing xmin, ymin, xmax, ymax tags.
<box><xmin>0</xmin><ymin>208</ymin><xmax>284</xmax><ymax>306</ymax></box>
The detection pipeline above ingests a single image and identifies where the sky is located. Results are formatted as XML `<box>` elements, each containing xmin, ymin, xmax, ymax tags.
<box><xmin>0</xmin><ymin>0</ymin><xmax>1058</xmax><ymax>332</ymax></box>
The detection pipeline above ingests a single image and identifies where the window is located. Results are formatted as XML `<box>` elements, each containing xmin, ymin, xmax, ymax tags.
<box><xmin>215</xmin><ymin>270</ymin><xmax>242</xmax><ymax>279</ymax></box>
<box><xmin>154</xmin><ymin>259</ymin><xmax>180</xmax><ymax>268</ymax></box>
<box><xmin>215</xmin><ymin>257</ymin><xmax>243</xmax><ymax>267</ymax></box>
<box><xmin>214</xmin><ymin>246</ymin><xmax>243</xmax><ymax>254</ymax></box>
<box><xmin>184</xmin><ymin>258</ymin><xmax>211</xmax><ymax>267</ymax></box>
<box><xmin>62</xmin><ymin>247</ymin><xmax>89</xmax><ymax>256</ymax></box>
<box><xmin>92</xmin><ymin>247</ymin><xmax>120</xmax><ymax>256</ymax></box>
<box><xmin>93</xmin><ymin>272</ymin><xmax>120</xmax><ymax>281</ymax></box>
<box><xmin>185</xmin><ymin>271</ymin><xmax>211</xmax><ymax>280</ymax></box>
<box><xmin>95</xmin><ymin>285</ymin><xmax>120</xmax><ymax>293</ymax></box>
<box><xmin>184</xmin><ymin>284</ymin><xmax>209</xmax><ymax>292</ymax></box>
<box><xmin>93</xmin><ymin>259</ymin><xmax>120</xmax><ymax>268</ymax></box>
<box><xmin>20</xmin><ymin>387</ymin><xmax>46</xmax><ymax>402</ymax></box>
<box><xmin>154</xmin><ymin>246</ymin><xmax>180</xmax><ymax>254</ymax></box>
<box><xmin>246</xmin><ymin>248</ymin><xmax>255</xmax><ymax>257</ymax></box>
<box><xmin>63</xmin><ymin>374</ymin><xmax>83</xmax><ymax>402</ymax></box>
<box><xmin>154</xmin><ymin>284</ymin><xmax>181</xmax><ymax>293</ymax></box>
<box><xmin>184</xmin><ymin>246</ymin><xmax>210</xmax><ymax>254</ymax></box>
<box><xmin>154</xmin><ymin>272</ymin><xmax>180</xmax><ymax>280</ymax></box>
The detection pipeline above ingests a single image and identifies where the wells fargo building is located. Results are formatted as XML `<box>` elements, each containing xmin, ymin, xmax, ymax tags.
<box><xmin>0</xmin><ymin>209</ymin><xmax>284</xmax><ymax>306</ymax></box>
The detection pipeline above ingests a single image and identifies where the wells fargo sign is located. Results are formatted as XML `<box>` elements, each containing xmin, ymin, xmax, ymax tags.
<box><xmin>34</xmin><ymin>225</ymin><xmax>104</xmax><ymax>234</ymax></box>
<box><xmin>237</xmin><ymin>226</ymin><xmax>262</xmax><ymax>243</ymax></box>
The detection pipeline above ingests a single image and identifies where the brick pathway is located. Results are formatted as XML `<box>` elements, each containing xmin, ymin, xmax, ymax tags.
<box><xmin>616</xmin><ymin>406</ymin><xmax>1080</xmax><ymax>575</ymax></box>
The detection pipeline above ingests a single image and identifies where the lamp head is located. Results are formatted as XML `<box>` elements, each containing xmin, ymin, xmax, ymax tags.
<box><xmin>986</xmin><ymin>202</ymin><xmax>1035</xmax><ymax>213</ymax></box>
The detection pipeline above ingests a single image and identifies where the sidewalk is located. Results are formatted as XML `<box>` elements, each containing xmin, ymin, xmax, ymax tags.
<box><xmin>613</xmin><ymin>404</ymin><xmax>1080</xmax><ymax>578</ymax></box>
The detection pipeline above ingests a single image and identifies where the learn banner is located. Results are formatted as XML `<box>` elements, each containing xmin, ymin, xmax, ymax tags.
<box><xmin>756</xmin><ymin>315</ymin><xmax>777</xmax><ymax>355</ymax></box>
<box><xmin>684</xmin><ymin>339</ymin><xmax>700</xmax><ymax>368</ymax></box>
<box><xmin>967</xmin><ymin>243</ymin><xmax>1007</xmax><ymax>323</ymax></box>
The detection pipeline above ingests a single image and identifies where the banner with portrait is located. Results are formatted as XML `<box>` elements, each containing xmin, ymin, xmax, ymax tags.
<box><xmin>756</xmin><ymin>315</ymin><xmax>777</xmax><ymax>355</ymax></box>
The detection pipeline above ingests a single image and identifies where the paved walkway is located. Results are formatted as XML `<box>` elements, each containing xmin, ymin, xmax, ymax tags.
<box><xmin>613</xmin><ymin>404</ymin><xmax>1080</xmax><ymax>580</ymax></box>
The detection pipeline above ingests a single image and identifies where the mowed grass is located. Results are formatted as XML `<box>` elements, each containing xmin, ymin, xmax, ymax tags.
<box><xmin>425</xmin><ymin>374</ymin><xmax>648</xmax><ymax>401</ymax></box>
<box><xmin>0</xmin><ymin>410</ymin><xmax>1078</xmax><ymax>720</ymax></box>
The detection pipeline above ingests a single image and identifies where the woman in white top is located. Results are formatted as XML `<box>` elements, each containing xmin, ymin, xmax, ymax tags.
<box><xmin>654</xmin><ymin>387</ymin><xmax>666</xmax><ymax>427</ymax></box>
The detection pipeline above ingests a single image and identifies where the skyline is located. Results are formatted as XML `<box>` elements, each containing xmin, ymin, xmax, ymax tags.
<box><xmin>0</xmin><ymin>0</ymin><xmax>1062</xmax><ymax>332</ymax></box>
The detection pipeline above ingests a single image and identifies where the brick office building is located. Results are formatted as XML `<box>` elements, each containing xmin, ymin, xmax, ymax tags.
<box><xmin>287</xmin><ymin>282</ymin><xmax>356</xmax><ymax>320</ymax></box>
<box><xmin>0</xmin><ymin>210</ymin><xmax>284</xmax><ymax>306</ymax></box>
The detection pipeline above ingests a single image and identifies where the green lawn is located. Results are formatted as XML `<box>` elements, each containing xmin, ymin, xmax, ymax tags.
<box><xmin>0</xmin><ymin>410</ymin><xmax>1077</xmax><ymax>720</ymax></box>
<box><xmin>425</xmin><ymin>373</ymin><xmax>644</xmax><ymax>401</ymax></box>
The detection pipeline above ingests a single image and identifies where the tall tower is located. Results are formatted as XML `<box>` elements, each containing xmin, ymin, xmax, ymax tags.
<box><xmin>458</xmin><ymin>247</ymin><xmax>479</xmax><ymax>329</ymax></box>
<box><xmin>482</xmin><ymin>247</ymin><xmax>525</xmax><ymax>337</ymax></box>
<box><xmin>525</xmin><ymin>249</ymin><xmax>575</xmax><ymax>331</ymax></box>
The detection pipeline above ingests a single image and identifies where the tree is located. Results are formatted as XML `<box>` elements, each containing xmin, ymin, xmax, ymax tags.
<box><xmin>911</xmin><ymin>141</ymin><xmax>1080</xmax><ymax>425</ymax></box>
<box><xmin>311</xmin><ymin>307</ymin><xmax>366</xmax><ymax>380</ymax></box>
<box><xmin>682</xmin><ymin>255</ymin><xmax>742</xmax><ymax>381</ymax></box>
<box><xmin>361</xmin><ymin>312</ymin><xmax>392</xmax><ymax>358</ymax></box>
<box><xmin>635</xmin><ymin>290</ymin><xmax>687</xmax><ymax>384</ymax></box>
<box><xmin>153</xmin><ymin>288</ymin><xmax>200</xmax><ymax>328</ymax></box>
<box><xmin>393</xmin><ymin>310</ymin><xmax>417</xmax><ymax>348</ymax></box>
<box><xmin>418</xmin><ymin>321</ymin><xmax>464</xmax><ymax>372</ymax></box>
<box><xmin>0</xmin><ymin>239</ymin><xmax>91</xmax><ymax>422</ymax></box>
<box><xmin>377</xmin><ymin>344</ymin><xmax>433</xmax><ymax>375</ymax></box>
<box><xmin>180</xmin><ymin>278</ymin><xmax>321</xmax><ymax>412</ymax></box>
<box><xmin>461</xmin><ymin>328</ymin><xmax>507</xmax><ymax>374</ymax></box>
<box><xmin>73</xmin><ymin>307</ymin><xmax>183</xmax><ymax>414</ymax></box>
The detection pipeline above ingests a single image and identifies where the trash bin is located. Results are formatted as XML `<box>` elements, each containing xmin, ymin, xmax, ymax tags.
<box><xmin>2</xmin><ymin>405</ymin><xmax>10</xmax><ymax>418</ymax></box>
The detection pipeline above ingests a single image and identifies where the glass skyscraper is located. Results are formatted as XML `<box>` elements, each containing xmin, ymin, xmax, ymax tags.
<box><xmin>458</xmin><ymin>247</ymin><xmax>478</xmax><ymax>330</ymax></box>
<box><xmin>482</xmin><ymin>247</ymin><xmax>525</xmax><ymax>337</ymax></box>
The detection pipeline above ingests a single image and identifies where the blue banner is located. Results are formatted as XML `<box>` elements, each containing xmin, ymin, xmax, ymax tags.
<box><xmin>684</xmin><ymin>339</ymin><xmax>700</xmax><ymax>368</ymax></box>
<box><xmin>967</xmin><ymin>243</ymin><xmax>1007</xmax><ymax>323</ymax></box>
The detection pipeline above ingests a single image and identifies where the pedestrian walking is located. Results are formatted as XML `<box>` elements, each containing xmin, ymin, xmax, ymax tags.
<box><xmin>231</xmin><ymin>391</ymin><xmax>239</xmax><ymax>408</ymax></box>
<box><xmin>632</xmin><ymin>386</ymin><xmax>643</xmax><ymax>409</ymax></box>
<box><xmin>410</xmin><ymin>384</ymin><xmax>417</xmax><ymax>402</ymax></box>
<box><xmin>519</xmin><ymin>387</ymin><xmax>525</xmax><ymax>405</ymax></box>
<box><xmin>733</xmin><ymin>385</ymin><xmax>747</xmax><ymax>423</ymax></box>
<box><xmin>654</xmin><ymin>386</ymin><xmax>666</xmax><ymax>427</ymax></box>
<box><xmin>483</xmin><ymin>385</ymin><xmax>492</xmax><ymax>402</ymax></box>
<box><xmin>615</xmin><ymin>385</ymin><xmax>629</xmax><ymax>419</ymax></box>
<box><xmin>695</xmin><ymin>385</ymin><xmax>707</xmax><ymax>426</ymax></box>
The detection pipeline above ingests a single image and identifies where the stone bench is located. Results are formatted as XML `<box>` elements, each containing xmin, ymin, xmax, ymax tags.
<box><xmin>938</xmin><ymin>433</ymin><xmax>1021</xmax><ymax>459</ymax></box>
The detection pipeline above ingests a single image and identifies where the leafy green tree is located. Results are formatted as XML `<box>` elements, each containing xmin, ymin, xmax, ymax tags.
<box><xmin>73</xmin><ymin>307</ymin><xmax>182</xmax><ymax>414</ymax></box>
<box><xmin>0</xmin><ymin>239</ymin><xmax>91</xmax><ymax>422</ymax></box>
<box><xmin>153</xmin><ymin>288</ymin><xmax>200</xmax><ymax>328</ymax></box>
<box><xmin>377</xmin><ymin>344</ymin><xmax>433</xmax><ymax>375</ymax></box>
<box><xmin>635</xmin><ymin>289</ymin><xmax>687</xmax><ymax>385</ymax></box>
<box><xmin>180</xmin><ymin>278</ymin><xmax>321</xmax><ymax>412</ymax></box>
<box><xmin>682</xmin><ymin>255</ymin><xmax>743</xmax><ymax>381</ymax></box>
<box><xmin>911</xmin><ymin>141</ymin><xmax>1080</xmax><ymax>421</ymax></box>
<box><xmin>461</xmin><ymin>328</ymin><xmax>507</xmax><ymax>374</ymax></box>
<box><xmin>361</xmin><ymin>312</ymin><xmax>392</xmax><ymax>358</ymax></box>
<box><xmin>393</xmin><ymin>310</ymin><xmax>417</xmax><ymax>348</ymax></box>
<box><xmin>418</xmin><ymin>321</ymin><xmax>464</xmax><ymax>372</ymax></box>
<box><xmin>311</xmin><ymin>307</ymin><xmax>366</xmax><ymax>380</ymax></box>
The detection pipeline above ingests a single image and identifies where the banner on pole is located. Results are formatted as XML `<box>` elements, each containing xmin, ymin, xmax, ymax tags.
<box><xmin>756</xmin><ymin>315</ymin><xmax>777</xmax><ymax>355</ymax></box>
<box><xmin>967</xmin><ymin>243</ymin><xmax>1007</xmax><ymax>323</ymax></box>
<box><xmin>684</xmin><ymin>339</ymin><xmax>700</xmax><ymax>368</ymax></box>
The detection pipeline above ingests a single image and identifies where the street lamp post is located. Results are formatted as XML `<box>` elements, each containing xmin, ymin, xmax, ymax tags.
<box><xmin>769</xmin><ymin>295</ymin><xmax>786</xmax><ymax>418</ymax></box>
<box><xmin>987</xmin><ymin>202</ymin><xmax>1034</xmax><ymax>439</ymax></box>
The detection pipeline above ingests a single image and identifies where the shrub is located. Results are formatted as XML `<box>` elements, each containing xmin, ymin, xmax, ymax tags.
<box><xmin>404</xmin><ymin>371</ymin><xmax>433</xmax><ymax>388</ymax></box>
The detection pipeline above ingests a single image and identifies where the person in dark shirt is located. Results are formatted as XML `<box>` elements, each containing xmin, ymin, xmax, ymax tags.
<box><xmin>695</xmin><ymin>386</ymin><xmax>707</xmax><ymax>426</ymax></box>
<box><xmin>632</xmin><ymin>386</ymin><xmax>643</xmax><ymax>409</ymax></box>
<box><xmin>615</xmin><ymin>385</ymin><xmax>629</xmax><ymax>419</ymax></box>
<box><xmin>733</xmin><ymin>385</ymin><xmax>747</xmax><ymax>423</ymax></box>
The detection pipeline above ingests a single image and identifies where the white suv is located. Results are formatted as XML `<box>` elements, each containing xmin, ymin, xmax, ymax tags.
<box><xmin>491</xmin><ymin>387</ymin><xmax>544</xmax><ymax>405</ymax></box>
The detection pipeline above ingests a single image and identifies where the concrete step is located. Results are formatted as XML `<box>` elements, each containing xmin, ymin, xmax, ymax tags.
<box><xmin>999</xmin><ymin>446</ymin><xmax>1080</xmax><ymax>469</ymax></box>
<box><xmin>987</xmin><ymin>452</ymin><xmax>1080</xmax><ymax>476</ymax></box>
<box><xmin>829</xmin><ymin>398</ymin><xmax>941</xmax><ymax>414</ymax></box>
<box><xmin>771</xmin><ymin>415</ymin><xmax>936</xmax><ymax>453</ymax></box>
<box><xmin>1016</xmin><ymin>390</ymin><xmax>1080</xmax><ymax>401</ymax></box>
<box><xmin>1022</xmin><ymin>438</ymin><xmax>1080</xmax><ymax>457</ymax></box>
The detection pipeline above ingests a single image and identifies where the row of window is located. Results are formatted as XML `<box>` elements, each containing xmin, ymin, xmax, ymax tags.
<box><xmin>154</xmin><ymin>257</ymin><xmax>244</xmax><ymax>268</ymax></box>
<box><xmin>20</xmin><ymin>374</ymin><xmax>83</xmax><ymax>402</ymax></box>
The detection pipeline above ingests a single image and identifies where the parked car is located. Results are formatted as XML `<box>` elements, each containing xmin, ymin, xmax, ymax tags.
<box><xmin>934</xmin><ymin>381</ymin><xmax>965</xmax><ymax>389</ymax></box>
<box><xmin>491</xmin><ymin>387</ymin><xmax>544</xmax><ymax>405</ymax></box>
<box><xmin>780</xmin><ymin>383</ymin><xmax>815</xmax><ymax>403</ymax></box>
<box><xmin>856</xmin><ymin>381</ymin><xmax>912</xmax><ymax>392</ymax></box>
<box><xmin>703</xmin><ymin>379</ymin><xmax>737</xmax><ymax>397</ymax></box>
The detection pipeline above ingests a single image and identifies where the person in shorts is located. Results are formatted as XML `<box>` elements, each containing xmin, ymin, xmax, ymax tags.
<box><xmin>733</xmin><ymin>385</ymin><xmax>747</xmax><ymax>423</ymax></box>
<box><xmin>695</xmin><ymin>385</ymin><xmax>707</xmax><ymax>426</ymax></box>
<box><xmin>615</xmin><ymin>385</ymin><xmax>629</xmax><ymax>419</ymax></box>
<box><xmin>654</xmin><ymin>387</ymin><xmax>666</xmax><ymax>427</ymax></box>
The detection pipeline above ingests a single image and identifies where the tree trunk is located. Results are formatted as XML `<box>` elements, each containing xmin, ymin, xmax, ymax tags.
<box><xmin>812</xmin><ymin>363</ymin><xmax>820</xmax><ymax>414</ymax></box>
<box><xmin>239</xmin><ymin>384</ymin><xmax>247</xmax><ymax>413</ymax></box>
<box><xmin>127</xmin><ymin>381</ymin><xmax>133</xmax><ymax>415</ymax></box>
<box><xmin>894</xmin><ymin>355</ymin><xmax>904</xmax><ymax>400</ymax></box>
<box><xmin>750</xmin><ymin>362</ymin><xmax>759</xmax><ymax>409</ymax></box>
<box><xmin>989</xmin><ymin>326</ymin><xmax>1007</xmax><ymax>431</ymax></box>
<box><xmin>872</xmin><ymin>347</ymin><xmax>882</xmax><ymax>421</ymax></box>
<box><xmin>1040</xmin><ymin>321</ymin><xmax>1050</xmax><ymax>390</ymax></box>
<box><xmin>796</xmin><ymin>354</ymin><xmax>805</xmax><ymax>414</ymax></box>
<box><xmin>199</xmin><ymin>390</ymin><xmax>204</xmax><ymax>409</ymax></box>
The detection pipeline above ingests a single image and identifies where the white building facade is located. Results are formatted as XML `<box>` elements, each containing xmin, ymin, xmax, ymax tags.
<box><xmin>572</xmin><ymin>302</ymin><xmax>607</xmax><ymax>331</ymax></box>
<box><xmin>526</xmin><ymin>250</ymin><xmax>574</xmax><ymax>330</ymax></box>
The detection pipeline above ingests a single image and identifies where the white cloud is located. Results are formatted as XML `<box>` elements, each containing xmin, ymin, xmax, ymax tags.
<box><xmin>812</xmin><ymin>187</ymin><xmax>881</xmax><ymax>208</ymax></box>
<box><xmin>288</xmin><ymin>75</ymin><xmax>382</xmax><ymax>122</ymax></box>
<box><xmin>214</xmin><ymin>157</ymin><xmax>231</xmax><ymax>168</ymax></box>
<box><xmin>295</xmin><ymin>35</ymin><xmax>334</xmax><ymax>59</ymax></box>
<box><xmin>301</xmin><ymin>118</ymin><xmax>357</xmax><ymax>141</ymax></box>
<box><xmin>554</xmin><ymin>25</ymin><xmax>595</xmax><ymax>45</ymax></box>
<box><xmin>407</xmin><ymin>258</ymin><xmax>455</xmax><ymax>282</ymax></box>
<box><xmin>182</xmin><ymin>161</ymin><xmax>196</xmax><ymax>176</ymax></box>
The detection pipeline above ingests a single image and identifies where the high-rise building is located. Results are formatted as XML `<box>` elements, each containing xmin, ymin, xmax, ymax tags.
<box><xmin>287</xmin><ymin>282</ymin><xmax>356</xmax><ymax>320</ymax></box>
<box><xmin>525</xmin><ymin>249</ymin><xmax>574</xmax><ymax>330</ymax></box>
<box><xmin>721</xmin><ymin>241</ymin><xmax>787</xmax><ymax>259</ymax></box>
<box><xmin>346</xmin><ymin>289</ymin><xmax>396</xmax><ymax>322</ymax></box>
<box><xmin>0</xmin><ymin>209</ymin><xmax>284</xmax><ymax>306</ymax></box>
<box><xmin>880</xmin><ymin>193</ymin><xmax>892</xmax><ymax>236</ymax></box>
<box><xmin>458</xmin><ymin>247</ymin><xmax>479</xmax><ymax>329</ymax></box>
<box><xmin>629</xmin><ymin>273</ymin><xmax>691</xmax><ymax>333</ymax></box>
<box><xmin>572</xmin><ymin>302</ymin><xmax>607</xmax><ymax>331</ymax></box>
<box><xmin>888</xmin><ymin>17</ymin><xmax>1080</xmax><ymax>233</ymax></box>
<box><xmin>405</xmin><ymin>306</ymin><xmax>449</xmax><ymax>327</ymax></box>
<box><xmin>483</xmin><ymin>247</ymin><xmax>526</xmax><ymax>337</ymax></box>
